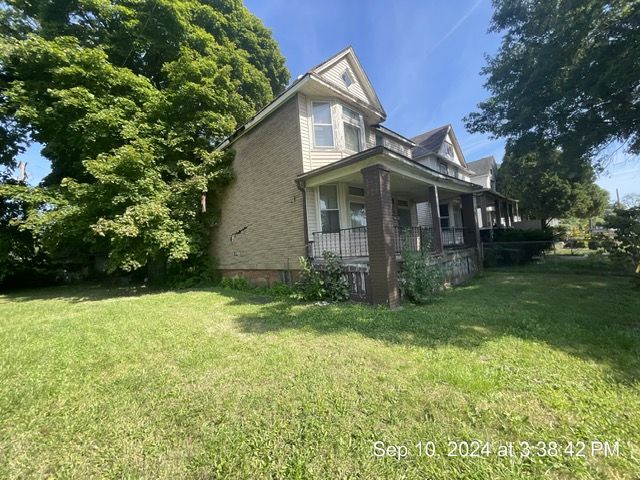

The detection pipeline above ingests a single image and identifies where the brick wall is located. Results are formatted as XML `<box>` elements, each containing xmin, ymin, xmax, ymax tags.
<box><xmin>210</xmin><ymin>97</ymin><xmax>306</xmax><ymax>273</ymax></box>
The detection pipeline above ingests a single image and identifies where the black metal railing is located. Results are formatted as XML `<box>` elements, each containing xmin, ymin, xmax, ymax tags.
<box><xmin>393</xmin><ymin>226</ymin><xmax>436</xmax><ymax>255</ymax></box>
<box><xmin>441</xmin><ymin>227</ymin><xmax>466</xmax><ymax>247</ymax></box>
<box><xmin>310</xmin><ymin>225</ymin><xmax>475</xmax><ymax>259</ymax></box>
<box><xmin>310</xmin><ymin>227</ymin><xmax>368</xmax><ymax>258</ymax></box>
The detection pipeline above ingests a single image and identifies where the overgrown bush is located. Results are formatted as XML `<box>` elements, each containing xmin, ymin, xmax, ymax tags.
<box><xmin>295</xmin><ymin>252</ymin><xmax>350</xmax><ymax>302</ymax></box>
<box><xmin>484</xmin><ymin>229</ymin><xmax>555</xmax><ymax>267</ymax></box>
<box><xmin>606</xmin><ymin>206</ymin><xmax>640</xmax><ymax>288</ymax></box>
<box><xmin>398</xmin><ymin>245</ymin><xmax>443</xmax><ymax>304</ymax></box>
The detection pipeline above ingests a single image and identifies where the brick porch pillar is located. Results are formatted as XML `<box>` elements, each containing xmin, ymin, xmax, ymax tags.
<box><xmin>362</xmin><ymin>165</ymin><xmax>399</xmax><ymax>308</ymax></box>
<box><xmin>461</xmin><ymin>193</ymin><xmax>481</xmax><ymax>248</ymax></box>
<box><xmin>428</xmin><ymin>186</ymin><xmax>444</xmax><ymax>254</ymax></box>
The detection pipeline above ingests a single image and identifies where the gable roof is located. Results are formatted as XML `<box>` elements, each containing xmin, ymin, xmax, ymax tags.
<box><xmin>410</xmin><ymin>125</ymin><xmax>450</xmax><ymax>158</ymax></box>
<box><xmin>310</xmin><ymin>46</ymin><xmax>386</xmax><ymax>116</ymax></box>
<box><xmin>217</xmin><ymin>47</ymin><xmax>385</xmax><ymax>150</ymax></box>
<box><xmin>467</xmin><ymin>156</ymin><xmax>497</xmax><ymax>175</ymax></box>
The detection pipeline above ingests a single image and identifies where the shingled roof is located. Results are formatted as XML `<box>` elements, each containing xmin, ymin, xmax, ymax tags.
<box><xmin>410</xmin><ymin>125</ymin><xmax>450</xmax><ymax>158</ymax></box>
<box><xmin>467</xmin><ymin>156</ymin><xmax>496</xmax><ymax>175</ymax></box>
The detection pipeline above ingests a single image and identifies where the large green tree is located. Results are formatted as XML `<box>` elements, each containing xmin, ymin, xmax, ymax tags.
<box><xmin>466</xmin><ymin>0</ymin><xmax>640</xmax><ymax>165</ymax></box>
<box><xmin>0</xmin><ymin>0</ymin><xmax>289</xmax><ymax>277</ymax></box>
<box><xmin>498</xmin><ymin>147</ymin><xmax>608</xmax><ymax>226</ymax></box>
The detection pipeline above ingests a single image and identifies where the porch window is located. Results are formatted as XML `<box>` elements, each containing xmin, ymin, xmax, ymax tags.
<box><xmin>348</xmin><ymin>186</ymin><xmax>366</xmax><ymax>227</ymax></box>
<box><xmin>319</xmin><ymin>185</ymin><xmax>340</xmax><ymax>233</ymax></box>
<box><xmin>396</xmin><ymin>199</ymin><xmax>412</xmax><ymax>227</ymax></box>
<box><xmin>439</xmin><ymin>203</ymin><xmax>450</xmax><ymax>228</ymax></box>
<box><xmin>312</xmin><ymin>102</ymin><xmax>334</xmax><ymax>148</ymax></box>
<box><xmin>342</xmin><ymin>106</ymin><xmax>362</xmax><ymax>152</ymax></box>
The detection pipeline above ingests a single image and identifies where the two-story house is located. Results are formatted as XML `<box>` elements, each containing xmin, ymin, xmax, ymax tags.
<box><xmin>211</xmin><ymin>47</ymin><xmax>489</xmax><ymax>307</ymax></box>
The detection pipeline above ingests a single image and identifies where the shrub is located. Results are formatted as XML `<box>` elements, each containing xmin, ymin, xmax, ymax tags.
<box><xmin>606</xmin><ymin>206</ymin><xmax>640</xmax><ymax>288</ymax></box>
<box><xmin>295</xmin><ymin>251</ymin><xmax>350</xmax><ymax>302</ymax></box>
<box><xmin>485</xmin><ymin>229</ymin><xmax>554</xmax><ymax>267</ymax></box>
<box><xmin>219</xmin><ymin>276</ymin><xmax>295</xmax><ymax>298</ymax></box>
<box><xmin>398</xmin><ymin>245</ymin><xmax>443</xmax><ymax>304</ymax></box>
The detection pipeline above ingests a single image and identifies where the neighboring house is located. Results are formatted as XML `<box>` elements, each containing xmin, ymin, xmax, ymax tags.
<box><xmin>212</xmin><ymin>47</ymin><xmax>497</xmax><ymax>307</ymax></box>
<box><xmin>466</xmin><ymin>156</ymin><xmax>520</xmax><ymax>234</ymax></box>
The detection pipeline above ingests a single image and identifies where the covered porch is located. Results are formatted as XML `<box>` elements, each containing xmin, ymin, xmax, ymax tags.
<box><xmin>474</xmin><ymin>189</ymin><xmax>520</xmax><ymax>241</ymax></box>
<box><xmin>296</xmin><ymin>146</ymin><xmax>482</xmax><ymax>307</ymax></box>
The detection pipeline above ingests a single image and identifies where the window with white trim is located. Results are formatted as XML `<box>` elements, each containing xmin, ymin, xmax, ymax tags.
<box><xmin>439</xmin><ymin>203</ymin><xmax>450</xmax><ymax>229</ymax></box>
<box><xmin>342</xmin><ymin>106</ymin><xmax>362</xmax><ymax>152</ymax></box>
<box><xmin>341</xmin><ymin>70</ymin><xmax>354</xmax><ymax>88</ymax></box>
<box><xmin>348</xmin><ymin>186</ymin><xmax>366</xmax><ymax>227</ymax></box>
<box><xmin>439</xmin><ymin>161</ymin><xmax>448</xmax><ymax>175</ymax></box>
<box><xmin>442</xmin><ymin>141</ymin><xmax>454</xmax><ymax>158</ymax></box>
<box><xmin>312</xmin><ymin>101</ymin><xmax>334</xmax><ymax>148</ymax></box>
<box><xmin>396</xmin><ymin>199</ymin><xmax>412</xmax><ymax>227</ymax></box>
<box><xmin>319</xmin><ymin>185</ymin><xmax>340</xmax><ymax>233</ymax></box>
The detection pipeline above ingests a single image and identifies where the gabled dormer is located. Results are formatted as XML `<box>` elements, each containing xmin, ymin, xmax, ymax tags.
<box><xmin>309</xmin><ymin>46</ymin><xmax>386</xmax><ymax>118</ymax></box>
<box><xmin>411</xmin><ymin>124</ymin><xmax>471</xmax><ymax>180</ymax></box>
<box><xmin>297</xmin><ymin>47</ymin><xmax>389</xmax><ymax>171</ymax></box>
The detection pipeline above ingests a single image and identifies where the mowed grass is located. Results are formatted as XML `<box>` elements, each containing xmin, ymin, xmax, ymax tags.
<box><xmin>1</xmin><ymin>271</ymin><xmax>639</xmax><ymax>479</ymax></box>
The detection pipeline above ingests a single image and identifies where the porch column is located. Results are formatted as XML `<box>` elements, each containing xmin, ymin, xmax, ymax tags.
<box><xmin>428</xmin><ymin>185</ymin><xmax>444</xmax><ymax>254</ymax></box>
<box><xmin>461</xmin><ymin>194</ymin><xmax>481</xmax><ymax>248</ymax></box>
<box><xmin>495</xmin><ymin>199</ymin><xmax>502</xmax><ymax>227</ymax></box>
<box><xmin>481</xmin><ymin>194</ymin><xmax>490</xmax><ymax>229</ymax></box>
<box><xmin>508</xmin><ymin>203</ymin><xmax>515</xmax><ymax>227</ymax></box>
<box><xmin>361</xmin><ymin>165</ymin><xmax>399</xmax><ymax>308</ymax></box>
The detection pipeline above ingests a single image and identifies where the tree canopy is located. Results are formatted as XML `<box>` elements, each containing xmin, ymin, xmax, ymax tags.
<box><xmin>497</xmin><ymin>147</ymin><xmax>609</xmax><ymax>226</ymax></box>
<box><xmin>0</xmin><ymin>0</ymin><xmax>289</xmax><ymax>278</ymax></box>
<box><xmin>465</xmin><ymin>0</ymin><xmax>640</xmax><ymax>166</ymax></box>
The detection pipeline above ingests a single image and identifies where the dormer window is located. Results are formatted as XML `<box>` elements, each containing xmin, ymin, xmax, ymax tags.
<box><xmin>341</xmin><ymin>69</ymin><xmax>354</xmax><ymax>88</ymax></box>
<box><xmin>342</xmin><ymin>106</ymin><xmax>363</xmax><ymax>152</ymax></box>
<box><xmin>442</xmin><ymin>141</ymin><xmax>454</xmax><ymax>158</ymax></box>
<box><xmin>312</xmin><ymin>101</ymin><xmax>334</xmax><ymax>148</ymax></box>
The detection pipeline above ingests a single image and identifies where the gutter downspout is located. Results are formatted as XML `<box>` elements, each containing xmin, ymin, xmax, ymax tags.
<box><xmin>295</xmin><ymin>178</ymin><xmax>310</xmax><ymax>257</ymax></box>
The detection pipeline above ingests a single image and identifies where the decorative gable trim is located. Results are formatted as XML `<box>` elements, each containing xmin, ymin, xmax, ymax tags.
<box><xmin>310</xmin><ymin>46</ymin><xmax>386</xmax><ymax>118</ymax></box>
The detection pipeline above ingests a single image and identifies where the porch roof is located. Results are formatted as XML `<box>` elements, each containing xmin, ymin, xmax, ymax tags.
<box><xmin>296</xmin><ymin>146</ymin><xmax>481</xmax><ymax>201</ymax></box>
<box><xmin>474</xmin><ymin>187</ymin><xmax>519</xmax><ymax>203</ymax></box>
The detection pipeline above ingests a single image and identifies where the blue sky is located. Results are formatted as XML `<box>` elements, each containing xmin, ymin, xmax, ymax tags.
<box><xmin>19</xmin><ymin>0</ymin><xmax>640</xmax><ymax>198</ymax></box>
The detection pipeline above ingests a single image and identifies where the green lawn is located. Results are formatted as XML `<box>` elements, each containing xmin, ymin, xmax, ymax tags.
<box><xmin>1</xmin><ymin>271</ymin><xmax>639</xmax><ymax>479</ymax></box>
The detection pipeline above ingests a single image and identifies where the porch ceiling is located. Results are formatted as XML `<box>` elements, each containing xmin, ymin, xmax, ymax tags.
<box><xmin>297</xmin><ymin>146</ymin><xmax>481</xmax><ymax>200</ymax></box>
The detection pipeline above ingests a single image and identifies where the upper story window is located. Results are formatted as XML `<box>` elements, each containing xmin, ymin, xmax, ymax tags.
<box><xmin>312</xmin><ymin>101</ymin><xmax>334</xmax><ymax>148</ymax></box>
<box><xmin>342</xmin><ymin>106</ymin><xmax>362</xmax><ymax>152</ymax></box>
<box><xmin>439</xmin><ymin>161</ymin><xmax>448</xmax><ymax>175</ymax></box>
<box><xmin>451</xmin><ymin>166</ymin><xmax>459</xmax><ymax>178</ymax></box>
<box><xmin>442</xmin><ymin>141</ymin><xmax>454</xmax><ymax>158</ymax></box>
<box><xmin>341</xmin><ymin>70</ymin><xmax>354</xmax><ymax>88</ymax></box>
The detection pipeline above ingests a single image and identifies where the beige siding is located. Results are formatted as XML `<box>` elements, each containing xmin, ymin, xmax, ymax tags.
<box><xmin>306</xmin><ymin>186</ymin><xmax>318</xmax><ymax>238</ymax></box>
<box><xmin>211</xmin><ymin>97</ymin><xmax>306</xmax><ymax>271</ymax></box>
<box><xmin>298</xmin><ymin>93</ymin><xmax>312</xmax><ymax>172</ymax></box>
<box><xmin>317</xmin><ymin>57</ymin><xmax>371</xmax><ymax>106</ymax></box>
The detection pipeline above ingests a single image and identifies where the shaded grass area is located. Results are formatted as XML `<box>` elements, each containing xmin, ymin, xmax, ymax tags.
<box><xmin>490</xmin><ymin>249</ymin><xmax>635</xmax><ymax>277</ymax></box>
<box><xmin>1</xmin><ymin>272</ymin><xmax>639</xmax><ymax>479</ymax></box>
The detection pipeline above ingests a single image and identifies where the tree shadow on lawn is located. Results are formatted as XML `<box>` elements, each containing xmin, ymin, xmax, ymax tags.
<box><xmin>0</xmin><ymin>283</ymin><xmax>222</xmax><ymax>304</ymax></box>
<box><xmin>230</xmin><ymin>273</ymin><xmax>640</xmax><ymax>384</ymax></box>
